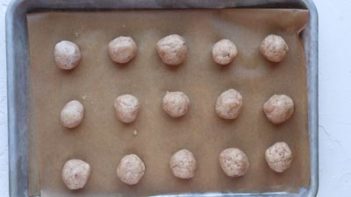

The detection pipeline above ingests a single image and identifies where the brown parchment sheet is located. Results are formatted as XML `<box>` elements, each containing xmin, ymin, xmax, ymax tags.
<box><xmin>27</xmin><ymin>9</ymin><xmax>310</xmax><ymax>197</ymax></box>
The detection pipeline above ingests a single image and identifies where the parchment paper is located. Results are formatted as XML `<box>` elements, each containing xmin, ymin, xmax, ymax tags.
<box><xmin>27</xmin><ymin>9</ymin><xmax>309</xmax><ymax>197</ymax></box>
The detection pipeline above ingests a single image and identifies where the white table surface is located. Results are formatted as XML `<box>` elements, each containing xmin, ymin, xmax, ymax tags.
<box><xmin>1</xmin><ymin>0</ymin><xmax>351</xmax><ymax>196</ymax></box>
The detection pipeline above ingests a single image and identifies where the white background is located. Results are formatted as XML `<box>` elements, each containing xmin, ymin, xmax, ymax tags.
<box><xmin>1</xmin><ymin>0</ymin><xmax>351</xmax><ymax>196</ymax></box>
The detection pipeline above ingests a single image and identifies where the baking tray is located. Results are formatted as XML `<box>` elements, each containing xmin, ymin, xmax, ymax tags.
<box><xmin>6</xmin><ymin>0</ymin><xmax>318</xmax><ymax>197</ymax></box>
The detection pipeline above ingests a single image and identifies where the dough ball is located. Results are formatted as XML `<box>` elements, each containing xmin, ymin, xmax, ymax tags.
<box><xmin>62</xmin><ymin>159</ymin><xmax>91</xmax><ymax>190</ymax></box>
<box><xmin>114</xmin><ymin>94</ymin><xmax>140</xmax><ymax>124</ymax></box>
<box><xmin>219</xmin><ymin>148</ymin><xmax>250</xmax><ymax>177</ymax></box>
<box><xmin>117</xmin><ymin>154</ymin><xmax>146</xmax><ymax>185</ymax></box>
<box><xmin>265</xmin><ymin>142</ymin><xmax>293</xmax><ymax>173</ymax></box>
<box><xmin>162</xmin><ymin>91</ymin><xmax>190</xmax><ymax>118</ymax></box>
<box><xmin>263</xmin><ymin>94</ymin><xmax>294</xmax><ymax>124</ymax></box>
<box><xmin>215</xmin><ymin>89</ymin><xmax>243</xmax><ymax>120</ymax></box>
<box><xmin>156</xmin><ymin>34</ymin><xmax>187</xmax><ymax>66</ymax></box>
<box><xmin>60</xmin><ymin>100</ymin><xmax>84</xmax><ymax>129</ymax></box>
<box><xmin>212</xmin><ymin>39</ymin><xmax>238</xmax><ymax>65</ymax></box>
<box><xmin>54</xmin><ymin>40</ymin><xmax>81</xmax><ymax>70</ymax></box>
<box><xmin>260</xmin><ymin>34</ymin><xmax>289</xmax><ymax>63</ymax></box>
<box><xmin>108</xmin><ymin>36</ymin><xmax>137</xmax><ymax>64</ymax></box>
<box><xmin>170</xmin><ymin>149</ymin><xmax>196</xmax><ymax>179</ymax></box>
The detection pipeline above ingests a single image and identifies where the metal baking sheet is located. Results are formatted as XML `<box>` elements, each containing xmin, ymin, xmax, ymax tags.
<box><xmin>6</xmin><ymin>0</ymin><xmax>318</xmax><ymax>197</ymax></box>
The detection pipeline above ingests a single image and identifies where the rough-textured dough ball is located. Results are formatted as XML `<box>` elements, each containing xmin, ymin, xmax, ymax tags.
<box><xmin>265</xmin><ymin>142</ymin><xmax>293</xmax><ymax>173</ymax></box>
<box><xmin>60</xmin><ymin>100</ymin><xmax>84</xmax><ymax>129</ymax></box>
<box><xmin>54</xmin><ymin>40</ymin><xmax>81</xmax><ymax>70</ymax></box>
<box><xmin>117</xmin><ymin>154</ymin><xmax>146</xmax><ymax>185</ymax></box>
<box><xmin>263</xmin><ymin>94</ymin><xmax>294</xmax><ymax>124</ymax></box>
<box><xmin>114</xmin><ymin>94</ymin><xmax>140</xmax><ymax>124</ymax></box>
<box><xmin>219</xmin><ymin>148</ymin><xmax>250</xmax><ymax>177</ymax></box>
<box><xmin>162</xmin><ymin>91</ymin><xmax>190</xmax><ymax>118</ymax></box>
<box><xmin>156</xmin><ymin>34</ymin><xmax>187</xmax><ymax>66</ymax></box>
<box><xmin>212</xmin><ymin>39</ymin><xmax>238</xmax><ymax>65</ymax></box>
<box><xmin>62</xmin><ymin>159</ymin><xmax>91</xmax><ymax>190</ymax></box>
<box><xmin>260</xmin><ymin>34</ymin><xmax>289</xmax><ymax>63</ymax></box>
<box><xmin>108</xmin><ymin>36</ymin><xmax>137</xmax><ymax>64</ymax></box>
<box><xmin>170</xmin><ymin>149</ymin><xmax>196</xmax><ymax>179</ymax></box>
<box><xmin>215</xmin><ymin>89</ymin><xmax>243</xmax><ymax>120</ymax></box>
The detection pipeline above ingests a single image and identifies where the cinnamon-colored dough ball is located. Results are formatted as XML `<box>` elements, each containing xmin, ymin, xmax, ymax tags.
<box><xmin>260</xmin><ymin>34</ymin><xmax>288</xmax><ymax>63</ymax></box>
<box><xmin>114</xmin><ymin>94</ymin><xmax>140</xmax><ymax>124</ymax></box>
<box><xmin>60</xmin><ymin>100</ymin><xmax>84</xmax><ymax>129</ymax></box>
<box><xmin>54</xmin><ymin>40</ymin><xmax>81</xmax><ymax>70</ymax></box>
<box><xmin>215</xmin><ymin>89</ymin><xmax>243</xmax><ymax>120</ymax></box>
<box><xmin>62</xmin><ymin>159</ymin><xmax>91</xmax><ymax>190</ymax></box>
<box><xmin>116</xmin><ymin>154</ymin><xmax>146</xmax><ymax>185</ymax></box>
<box><xmin>263</xmin><ymin>94</ymin><xmax>294</xmax><ymax>124</ymax></box>
<box><xmin>162</xmin><ymin>91</ymin><xmax>190</xmax><ymax>118</ymax></box>
<box><xmin>170</xmin><ymin>149</ymin><xmax>196</xmax><ymax>179</ymax></box>
<box><xmin>108</xmin><ymin>36</ymin><xmax>137</xmax><ymax>64</ymax></box>
<box><xmin>212</xmin><ymin>39</ymin><xmax>238</xmax><ymax>65</ymax></box>
<box><xmin>265</xmin><ymin>142</ymin><xmax>293</xmax><ymax>173</ymax></box>
<box><xmin>156</xmin><ymin>34</ymin><xmax>187</xmax><ymax>66</ymax></box>
<box><xmin>219</xmin><ymin>148</ymin><xmax>250</xmax><ymax>177</ymax></box>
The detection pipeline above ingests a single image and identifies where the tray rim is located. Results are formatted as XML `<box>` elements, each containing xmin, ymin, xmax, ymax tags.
<box><xmin>6</xmin><ymin>0</ymin><xmax>318</xmax><ymax>196</ymax></box>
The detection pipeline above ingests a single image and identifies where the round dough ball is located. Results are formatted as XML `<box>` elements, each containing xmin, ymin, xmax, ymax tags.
<box><xmin>265</xmin><ymin>142</ymin><xmax>293</xmax><ymax>173</ymax></box>
<box><xmin>117</xmin><ymin>154</ymin><xmax>146</xmax><ymax>185</ymax></box>
<box><xmin>219</xmin><ymin>148</ymin><xmax>250</xmax><ymax>177</ymax></box>
<box><xmin>108</xmin><ymin>36</ymin><xmax>137</xmax><ymax>64</ymax></box>
<box><xmin>114</xmin><ymin>94</ymin><xmax>140</xmax><ymax>124</ymax></box>
<box><xmin>60</xmin><ymin>100</ymin><xmax>84</xmax><ymax>129</ymax></box>
<box><xmin>54</xmin><ymin>40</ymin><xmax>81</xmax><ymax>70</ymax></box>
<box><xmin>263</xmin><ymin>94</ymin><xmax>294</xmax><ymax>124</ymax></box>
<box><xmin>62</xmin><ymin>159</ymin><xmax>91</xmax><ymax>190</ymax></box>
<box><xmin>260</xmin><ymin>34</ymin><xmax>289</xmax><ymax>63</ymax></box>
<box><xmin>162</xmin><ymin>91</ymin><xmax>190</xmax><ymax>118</ymax></box>
<box><xmin>170</xmin><ymin>149</ymin><xmax>196</xmax><ymax>179</ymax></box>
<box><xmin>215</xmin><ymin>89</ymin><xmax>243</xmax><ymax>120</ymax></box>
<box><xmin>212</xmin><ymin>39</ymin><xmax>238</xmax><ymax>65</ymax></box>
<box><xmin>156</xmin><ymin>34</ymin><xmax>187</xmax><ymax>66</ymax></box>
